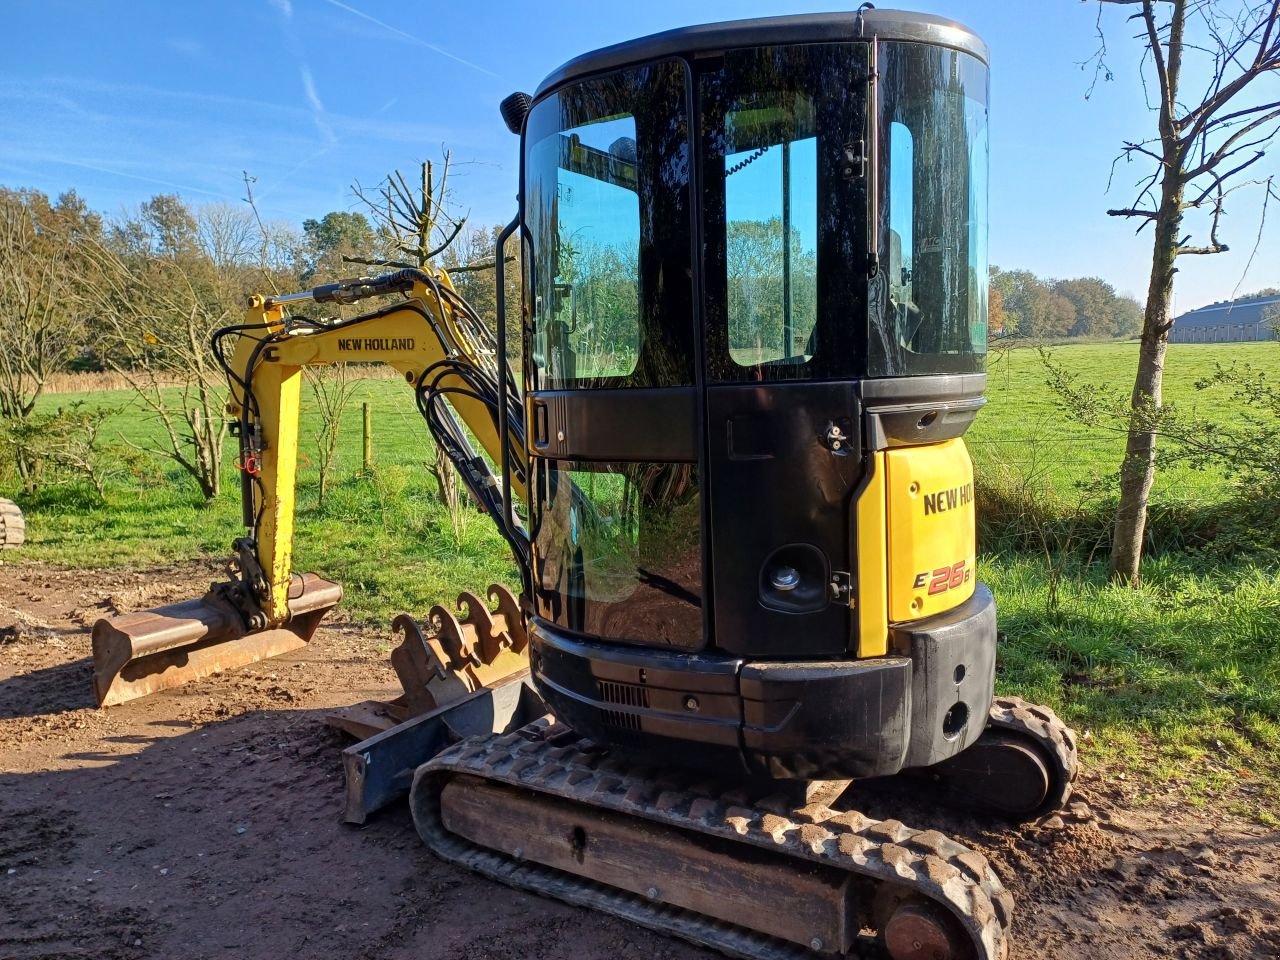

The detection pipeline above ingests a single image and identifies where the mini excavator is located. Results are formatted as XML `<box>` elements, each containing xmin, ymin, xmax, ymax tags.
<box><xmin>92</xmin><ymin>11</ymin><xmax>1079</xmax><ymax>960</ymax></box>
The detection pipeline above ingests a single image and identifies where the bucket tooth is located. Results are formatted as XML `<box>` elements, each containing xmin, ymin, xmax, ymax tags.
<box><xmin>390</xmin><ymin>612</ymin><xmax>473</xmax><ymax>714</ymax></box>
<box><xmin>90</xmin><ymin>573</ymin><xmax>341</xmax><ymax>707</ymax></box>
<box><xmin>384</xmin><ymin>584</ymin><xmax>530</xmax><ymax>719</ymax></box>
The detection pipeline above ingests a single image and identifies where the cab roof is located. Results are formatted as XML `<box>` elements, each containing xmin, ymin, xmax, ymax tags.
<box><xmin>534</xmin><ymin>9</ymin><xmax>988</xmax><ymax>98</ymax></box>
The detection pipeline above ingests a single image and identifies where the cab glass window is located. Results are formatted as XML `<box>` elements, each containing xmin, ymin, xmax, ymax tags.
<box><xmin>724</xmin><ymin>96</ymin><xmax>819</xmax><ymax>368</ymax></box>
<box><xmin>531</xmin><ymin>460</ymin><xmax>703</xmax><ymax>649</ymax></box>
<box><xmin>528</xmin><ymin>115</ymin><xmax>640</xmax><ymax>382</ymax></box>
<box><xmin>872</xmin><ymin>44</ymin><xmax>989</xmax><ymax>375</ymax></box>
<box><xmin>700</xmin><ymin>44</ymin><xmax>868</xmax><ymax>383</ymax></box>
<box><xmin>525</xmin><ymin>61</ymin><xmax>693</xmax><ymax>389</ymax></box>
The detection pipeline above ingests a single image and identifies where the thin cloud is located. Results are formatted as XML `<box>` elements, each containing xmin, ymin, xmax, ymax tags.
<box><xmin>299</xmin><ymin>67</ymin><xmax>336</xmax><ymax>145</ymax></box>
<box><xmin>255</xmin><ymin>95</ymin><xmax>406</xmax><ymax>202</ymax></box>
<box><xmin>322</xmin><ymin>0</ymin><xmax>498</xmax><ymax>78</ymax></box>
<box><xmin>34</xmin><ymin>157</ymin><xmax>230</xmax><ymax>200</ymax></box>
<box><xmin>0</xmin><ymin>77</ymin><xmax>288</xmax><ymax>119</ymax></box>
<box><xmin>268</xmin><ymin>0</ymin><xmax>293</xmax><ymax>17</ymax></box>
<box><xmin>0</xmin><ymin>158</ymin><xmax>48</xmax><ymax>182</ymax></box>
<box><xmin>0</xmin><ymin>86</ymin><xmax>84</xmax><ymax>115</ymax></box>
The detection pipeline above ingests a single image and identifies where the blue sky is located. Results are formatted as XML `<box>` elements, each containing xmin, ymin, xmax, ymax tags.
<box><xmin>2</xmin><ymin>1</ymin><xmax>1276</xmax><ymax>311</ymax></box>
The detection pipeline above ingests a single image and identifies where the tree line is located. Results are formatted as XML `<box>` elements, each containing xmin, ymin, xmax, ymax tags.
<box><xmin>0</xmin><ymin>183</ymin><xmax>511</xmax><ymax>500</ymax></box>
<box><xmin>0</xmin><ymin>180</ymin><xmax>1191</xmax><ymax>504</ymax></box>
<box><xmin>989</xmin><ymin>267</ymin><xmax>1144</xmax><ymax>341</ymax></box>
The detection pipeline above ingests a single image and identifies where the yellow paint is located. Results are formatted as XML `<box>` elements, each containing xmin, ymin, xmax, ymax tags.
<box><xmin>855</xmin><ymin>451</ymin><xmax>889</xmax><ymax>657</ymax></box>
<box><xmin>253</xmin><ymin>361</ymin><xmax>303</xmax><ymax>624</ymax></box>
<box><xmin>885</xmin><ymin>438</ymin><xmax>976</xmax><ymax>623</ymax></box>
<box><xmin>268</xmin><ymin>311</ymin><xmax>513</xmax><ymax>480</ymax></box>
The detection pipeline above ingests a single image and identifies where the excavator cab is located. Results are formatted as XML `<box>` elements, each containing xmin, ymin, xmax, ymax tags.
<box><xmin>508</xmin><ymin>11</ymin><xmax>1001</xmax><ymax>782</ymax></box>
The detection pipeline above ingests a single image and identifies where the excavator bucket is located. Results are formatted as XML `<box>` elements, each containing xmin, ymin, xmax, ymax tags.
<box><xmin>90</xmin><ymin>573</ymin><xmax>342</xmax><ymax>707</ymax></box>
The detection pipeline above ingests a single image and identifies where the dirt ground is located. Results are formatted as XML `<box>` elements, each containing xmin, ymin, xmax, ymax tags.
<box><xmin>2</xmin><ymin>560</ymin><xmax>1278</xmax><ymax>960</ymax></box>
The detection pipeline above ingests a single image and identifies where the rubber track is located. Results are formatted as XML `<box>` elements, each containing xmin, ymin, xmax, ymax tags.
<box><xmin>0</xmin><ymin>499</ymin><xmax>23</xmax><ymax>549</ymax></box>
<box><xmin>413</xmin><ymin>721</ymin><xmax>1013</xmax><ymax>960</ymax></box>
<box><xmin>988</xmin><ymin>696</ymin><xmax>1079</xmax><ymax>814</ymax></box>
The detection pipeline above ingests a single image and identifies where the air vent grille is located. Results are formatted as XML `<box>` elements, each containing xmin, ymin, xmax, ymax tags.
<box><xmin>597</xmin><ymin>679</ymin><xmax>650</xmax><ymax>709</ymax></box>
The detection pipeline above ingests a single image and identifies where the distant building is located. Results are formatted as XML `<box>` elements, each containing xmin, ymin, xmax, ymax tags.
<box><xmin>1170</xmin><ymin>293</ymin><xmax>1280</xmax><ymax>343</ymax></box>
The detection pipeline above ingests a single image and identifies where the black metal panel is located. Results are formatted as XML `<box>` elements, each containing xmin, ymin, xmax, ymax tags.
<box><xmin>705</xmin><ymin>381</ymin><xmax>862</xmax><ymax>657</ymax></box>
<box><xmin>530</xmin><ymin>620</ymin><xmax>748</xmax><ymax>775</ymax></box>
<box><xmin>527</xmin><ymin>387</ymin><xmax>698</xmax><ymax>462</ymax></box>
<box><xmin>739</xmin><ymin>658</ymin><xmax>911</xmax><ymax>779</ymax></box>
<box><xmin>894</xmin><ymin>583</ymin><xmax>997</xmax><ymax>769</ymax></box>
<box><xmin>532</xmin><ymin>596</ymin><xmax>997</xmax><ymax>780</ymax></box>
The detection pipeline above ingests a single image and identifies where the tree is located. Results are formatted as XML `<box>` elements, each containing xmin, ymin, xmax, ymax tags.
<box><xmin>1113</xmin><ymin>294</ymin><xmax>1145</xmax><ymax>338</ymax></box>
<box><xmin>301</xmin><ymin>210</ymin><xmax>376</xmax><ymax>281</ymax></box>
<box><xmin>88</xmin><ymin>196</ymin><xmax>256</xmax><ymax>501</ymax></box>
<box><xmin>990</xmin><ymin>268</ymin><xmax>1028</xmax><ymax>335</ymax></box>
<box><xmin>1042</xmin><ymin>290</ymin><xmax>1080</xmax><ymax>339</ymax></box>
<box><xmin>439</xmin><ymin>224</ymin><xmax>523</xmax><ymax>367</ymax></box>
<box><xmin>440</xmin><ymin>225</ymin><xmax>501</xmax><ymax>321</ymax></box>
<box><xmin>726</xmin><ymin>217</ymin><xmax>817</xmax><ymax>358</ymax></box>
<box><xmin>989</xmin><ymin>283</ymin><xmax>1007</xmax><ymax>335</ymax></box>
<box><xmin>991</xmin><ymin>269</ymin><xmax>1077</xmax><ymax>338</ymax></box>
<box><xmin>349</xmin><ymin>155</ymin><xmax>475</xmax><ymax>522</ymax></box>
<box><xmin>1265</xmin><ymin>299</ymin><xmax>1280</xmax><ymax>334</ymax></box>
<box><xmin>0</xmin><ymin>188</ymin><xmax>99</xmax><ymax>490</ymax></box>
<box><xmin>1089</xmin><ymin>0</ymin><xmax>1280</xmax><ymax>585</ymax></box>
<box><xmin>1055</xmin><ymin>276</ymin><xmax>1119</xmax><ymax>337</ymax></box>
<box><xmin>348</xmin><ymin>154</ymin><xmax>466</xmax><ymax>273</ymax></box>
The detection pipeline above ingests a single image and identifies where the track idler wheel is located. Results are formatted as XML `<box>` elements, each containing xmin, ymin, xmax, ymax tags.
<box><xmin>932</xmin><ymin>696</ymin><xmax>1079</xmax><ymax>821</ymax></box>
<box><xmin>884</xmin><ymin>900</ymin><xmax>975</xmax><ymax>960</ymax></box>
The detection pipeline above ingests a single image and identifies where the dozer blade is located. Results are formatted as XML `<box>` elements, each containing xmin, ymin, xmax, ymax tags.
<box><xmin>90</xmin><ymin>573</ymin><xmax>342</xmax><ymax>707</ymax></box>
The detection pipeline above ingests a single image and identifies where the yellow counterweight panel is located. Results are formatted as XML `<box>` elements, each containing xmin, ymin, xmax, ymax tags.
<box><xmin>885</xmin><ymin>438</ymin><xmax>977</xmax><ymax>624</ymax></box>
<box><xmin>855</xmin><ymin>451</ymin><xmax>890</xmax><ymax>658</ymax></box>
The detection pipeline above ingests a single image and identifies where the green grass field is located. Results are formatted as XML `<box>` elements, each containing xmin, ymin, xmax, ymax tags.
<box><xmin>4</xmin><ymin>340</ymin><xmax>1279</xmax><ymax>819</ymax></box>
<box><xmin>11</xmin><ymin>376</ymin><xmax>517</xmax><ymax>621</ymax></box>
<box><xmin>972</xmin><ymin>340</ymin><xmax>1272</xmax><ymax>502</ymax></box>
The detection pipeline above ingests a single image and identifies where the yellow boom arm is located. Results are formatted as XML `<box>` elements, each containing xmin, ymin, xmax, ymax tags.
<box><xmin>223</xmin><ymin>269</ymin><xmax>525</xmax><ymax>624</ymax></box>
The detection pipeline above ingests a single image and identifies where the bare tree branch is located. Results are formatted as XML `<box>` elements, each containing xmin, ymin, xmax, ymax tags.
<box><xmin>1107</xmin><ymin>207</ymin><xmax>1162</xmax><ymax>219</ymax></box>
<box><xmin>342</xmin><ymin>254</ymin><xmax>418</xmax><ymax>270</ymax></box>
<box><xmin>1230</xmin><ymin>174</ymin><xmax>1279</xmax><ymax>295</ymax></box>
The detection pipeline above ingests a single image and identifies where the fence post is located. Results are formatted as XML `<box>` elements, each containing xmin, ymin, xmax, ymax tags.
<box><xmin>362</xmin><ymin>402</ymin><xmax>372</xmax><ymax>474</ymax></box>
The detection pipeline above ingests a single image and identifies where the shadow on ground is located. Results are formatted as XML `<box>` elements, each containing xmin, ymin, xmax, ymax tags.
<box><xmin>0</xmin><ymin>705</ymin><xmax>711</xmax><ymax>960</ymax></box>
<box><xmin>0</xmin><ymin>655</ymin><xmax>97</xmax><ymax>718</ymax></box>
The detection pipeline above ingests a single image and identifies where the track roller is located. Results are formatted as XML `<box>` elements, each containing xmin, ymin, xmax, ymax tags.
<box><xmin>931</xmin><ymin>696</ymin><xmax>1080</xmax><ymax>820</ymax></box>
<box><xmin>884</xmin><ymin>900</ymin><xmax>973</xmax><ymax>960</ymax></box>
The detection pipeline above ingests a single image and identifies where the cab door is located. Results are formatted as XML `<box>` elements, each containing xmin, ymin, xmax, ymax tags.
<box><xmin>523</xmin><ymin>58</ymin><xmax>709</xmax><ymax>651</ymax></box>
<box><xmin>697</xmin><ymin>43</ymin><xmax>870</xmax><ymax>658</ymax></box>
